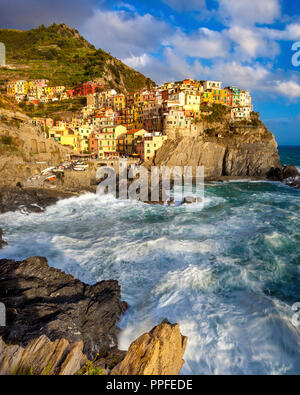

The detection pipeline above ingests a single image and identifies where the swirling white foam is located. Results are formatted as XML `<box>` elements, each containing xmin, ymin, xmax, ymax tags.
<box><xmin>0</xmin><ymin>181</ymin><xmax>299</xmax><ymax>375</ymax></box>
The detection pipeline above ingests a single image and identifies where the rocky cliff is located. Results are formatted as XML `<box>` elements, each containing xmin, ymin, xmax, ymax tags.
<box><xmin>0</xmin><ymin>335</ymin><xmax>87</xmax><ymax>375</ymax></box>
<box><xmin>0</xmin><ymin>99</ymin><xmax>74</xmax><ymax>188</ymax></box>
<box><xmin>154</xmin><ymin>109</ymin><xmax>282</xmax><ymax>179</ymax></box>
<box><xmin>0</xmin><ymin>256</ymin><xmax>127</xmax><ymax>359</ymax></box>
<box><xmin>0</xmin><ymin>228</ymin><xmax>7</xmax><ymax>249</ymax></box>
<box><xmin>111</xmin><ymin>320</ymin><xmax>187</xmax><ymax>375</ymax></box>
<box><xmin>0</xmin><ymin>255</ymin><xmax>187</xmax><ymax>375</ymax></box>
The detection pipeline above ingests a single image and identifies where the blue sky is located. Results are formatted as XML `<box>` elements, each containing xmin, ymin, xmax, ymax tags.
<box><xmin>0</xmin><ymin>0</ymin><xmax>300</xmax><ymax>144</ymax></box>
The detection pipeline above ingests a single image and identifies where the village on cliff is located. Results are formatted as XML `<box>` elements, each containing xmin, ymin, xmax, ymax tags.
<box><xmin>5</xmin><ymin>75</ymin><xmax>253</xmax><ymax>162</ymax></box>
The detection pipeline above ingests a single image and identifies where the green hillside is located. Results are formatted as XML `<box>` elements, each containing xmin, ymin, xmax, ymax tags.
<box><xmin>0</xmin><ymin>23</ymin><xmax>155</xmax><ymax>92</ymax></box>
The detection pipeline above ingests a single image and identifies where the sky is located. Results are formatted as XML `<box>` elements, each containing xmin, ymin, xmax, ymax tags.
<box><xmin>0</xmin><ymin>0</ymin><xmax>300</xmax><ymax>145</ymax></box>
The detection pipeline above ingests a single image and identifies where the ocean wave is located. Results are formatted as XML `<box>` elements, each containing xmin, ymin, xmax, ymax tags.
<box><xmin>0</xmin><ymin>181</ymin><xmax>299</xmax><ymax>374</ymax></box>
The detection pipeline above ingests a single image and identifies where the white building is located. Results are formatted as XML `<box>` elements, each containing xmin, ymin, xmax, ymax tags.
<box><xmin>203</xmin><ymin>81</ymin><xmax>222</xmax><ymax>91</ymax></box>
<box><xmin>239</xmin><ymin>91</ymin><xmax>252</xmax><ymax>108</ymax></box>
<box><xmin>169</xmin><ymin>92</ymin><xmax>185</xmax><ymax>106</ymax></box>
<box><xmin>231</xmin><ymin>106</ymin><xmax>252</xmax><ymax>121</ymax></box>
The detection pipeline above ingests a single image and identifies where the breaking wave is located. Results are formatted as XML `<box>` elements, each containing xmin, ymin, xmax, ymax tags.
<box><xmin>0</xmin><ymin>181</ymin><xmax>300</xmax><ymax>375</ymax></box>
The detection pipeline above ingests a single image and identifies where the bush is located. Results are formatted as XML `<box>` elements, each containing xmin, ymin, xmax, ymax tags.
<box><xmin>0</xmin><ymin>135</ymin><xmax>14</xmax><ymax>145</ymax></box>
<box><xmin>202</xmin><ymin>104</ymin><xmax>228</xmax><ymax>123</ymax></box>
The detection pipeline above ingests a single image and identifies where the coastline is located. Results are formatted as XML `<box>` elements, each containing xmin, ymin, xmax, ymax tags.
<box><xmin>0</xmin><ymin>255</ymin><xmax>187</xmax><ymax>375</ymax></box>
<box><xmin>0</xmin><ymin>169</ymin><xmax>299</xmax><ymax>375</ymax></box>
<box><xmin>0</xmin><ymin>169</ymin><xmax>299</xmax><ymax>215</ymax></box>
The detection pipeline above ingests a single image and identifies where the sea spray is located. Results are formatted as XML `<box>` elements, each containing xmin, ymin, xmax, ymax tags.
<box><xmin>0</xmin><ymin>182</ymin><xmax>299</xmax><ymax>374</ymax></box>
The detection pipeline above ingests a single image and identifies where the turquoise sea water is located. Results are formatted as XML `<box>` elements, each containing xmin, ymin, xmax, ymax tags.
<box><xmin>279</xmin><ymin>146</ymin><xmax>300</xmax><ymax>170</ymax></box>
<box><xmin>0</xmin><ymin>149</ymin><xmax>299</xmax><ymax>375</ymax></box>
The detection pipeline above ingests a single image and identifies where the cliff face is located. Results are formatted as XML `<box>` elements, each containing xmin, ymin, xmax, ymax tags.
<box><xmin>0</xmin><ymin>256</ymin><xmax>127</xmax><ymax>360</ymax></box>
<box><xmin>0</xmin><ymin>103</ymin><xmax>73</xmax><ymax>188</ymax></box>
<box><xmin>0</xmin><ymin>335</ymin><xmax>87</xmax><ymax>376</ymax></box>
<box><xmin>111</xmin><ymin>320</ymin><xmax>187</xmax><ymax>375</ymax></box>
<box><xmin>154</xmin><ymin>122</ymin><xmax>281</xmax><ymax>179</ymax></box>
<box><xmin>0</xmin><ymin>254</ymin><xmax>187</xmax><ymax>375</ymax></box>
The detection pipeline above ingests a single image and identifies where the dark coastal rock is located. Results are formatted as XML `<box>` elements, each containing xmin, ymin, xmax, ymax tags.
<box><xmin>0</xmin><ymin>229</ymin><xmax>7</xmax><ymax>249</ymax></box>
<box><xmin>267</xmin><ymin>165</ymin><xmax>299</xmax><ymax>181</ymax></box>
<box><xmin>0</xmin><ymin>187</ymin><xmax>75</xmax><ymax>214</ymax></box>
<box><xmin>267</xmin><ymin>165</ymin><xmax>300</xmax><ymax>189</ymax></box>
<box><xmin>181</xmin><ymin>197</ymin><xmax>203</xmax><ymax>205</ymax></box>
<box><xmin>283</xmin><ymin>176</ymin><xmax>300</xmax><ymax>190</ymax></box>
<box><xmin>282</xmin><ymin>166</ymin><xmax>299</xmax><ymax>179</ymax></box>
<box><xmin>0</xmin><ymin>256</ymin><xmax>128</xmax><ymax>359</ymax></box>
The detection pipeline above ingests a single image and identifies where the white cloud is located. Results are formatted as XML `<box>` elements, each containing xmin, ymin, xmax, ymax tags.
<box><xmin>124</xmin><ymin>48</ymin><xmax>198</xmax><ymax>84</ymax></box>
<box><xmin>170</xmin><ymin>28</ymin><xmax>230</xmax><ymax>59</ymax></box>
<box><xmin>201</xmin><ymin>61</ymin><xmax>272</xmax><ymax>91</ymax></box>
<box><xmin>262</xmin><ymin>23</ymin><xmax>300</xmax><ymax>41</ymax></box>
<box><xmin>122</xmin><ymin>53</ymin><xmax>151</xmax><ymax>68</ymax></box>
<box><xmin>217</xmin><ymin>0</ymin><xmax>281</xmax><ymax>26</ymax></box>
<box><xmin>81</xmin><ymin>9</ymin><xmax>169</xmax><ymax>58</ymax></box>
<box><xmin>227</xmin><ymin>26</ymin><xmax>280</xmax><ymax>59</ymax></box>
<box><xmin>76</xmin><ymin>1</ymin><xmax>300</xmax><ymax>104</ymax></box>
<box><xmin>275</xmin><ymin>80</ymin><xmax>300</xmax><ymax>99</ymax></box>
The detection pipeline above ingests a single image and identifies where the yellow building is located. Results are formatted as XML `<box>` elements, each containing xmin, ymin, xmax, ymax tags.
<box><xmin>123</xmin><ymin>129</ymin><xmax>147</xmax><ymax>155</ymax></box>
<box><xmin>54</xmin><ymin>86</ymin><xmax>66</xmax><ymax>94</ymax></box>
<box><xmin>113</xmin><ymin>94</ymin><xmax>126</xmax><ymax>111</ymax></box>
<box><xmin>97</xmin><ymin>125</ymin><xmax>127</xmax><ymax>158</ymax></box>
<box><xmin>44</xmin><ymin>86</ymin><xmax>55</xmax><ymax>97</ymax></box>
<box><xmin>78</xmin><ymin>126</ymin><xmax>93</xmax><ymax>153</ymax></box>
<box><xmin>15</xmin><ymin>80</ymin><xmax>28</xmax><ymax>95</ymax></box>
<box><xmin>49</xmin><ymin>126</ymin><xmax>81</xmax><ymax>151</ymax></box>
<box><xmin>142</xmin><ymin>133</ymin><xmax>168</xmax><ymax>161</ymax></box>
<box><xmin>60</xmin><ymin>133</ymin><xmax>81</xmax><ymax>152</ymax></box>
<box><xmin>201</xmin><ymin>90</ymin><xmax>214</xmax><ymax>104</ymax></box>
<box><xmin>185</xmin><ymin>93</ymin><xmax>201</xmax><ymax>106</ymax></box>
<box><xmin>7</xmin><ymin>80</ymin><xmax>28</xmax><ymax>96</ymax></box>
<box><xmin>6</xmin><ymin>81</ymin><xmax>16</xmax><ymax>96</ymax></box>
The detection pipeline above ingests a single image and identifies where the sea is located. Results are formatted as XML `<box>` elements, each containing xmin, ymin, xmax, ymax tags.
<box><xmin>0</xmin><ymin>146</ymin><xmax>299</xmax><ymax>375</ymax></box>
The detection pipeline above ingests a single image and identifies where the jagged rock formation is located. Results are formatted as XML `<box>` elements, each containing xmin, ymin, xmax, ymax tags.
<box><xmin>267</xmin><ymin>165</ymin><xmax>299</xmax><ymax>181</ymax></box>
<box><xmin>267</xmin><ymin>165</ymin><xmax>300</xmax><ymax>189</ymax></box>
<box><xmin>111</xmin><ymin>320</ymin><xmax>187</xmax><ymax>375</ymax></box>
<box><xmin>0</xmin><ymin>256</ymin><xmax>128</xmax><ymax>359</ymax></box>
<box><xmin>0</xmin><ymin>228</ymin><xmax>7</xmax><ymax>249</ymax></box>
<box><xmin>0</xmin><ymin>105</ymin><xmax>73</xmax><ymax>189</ymax></box>
<box><xmin>153</xmin><ymin>108</ymin><xmax>282</xmax><ymax>179</ymax></box>
<box><xmin>0</xmin><ymin>186</ymin><xmax>75</xmax><ymax>213</ymax></box>
<box><xmin>0</xmin><ymin>257</ymin><xmax>187</xmax><ymax>376</ymax></box>
<box><xmin>153</xmin><ymin>128</ymin><xmax>281</xmax><ymax>179</ymax></box>
<box><xmin>0</xmin><ymin>335</ymin><xmax>87</xmax><ymax>375</ymax></box>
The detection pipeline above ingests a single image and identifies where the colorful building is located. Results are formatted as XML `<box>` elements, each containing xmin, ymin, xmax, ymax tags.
<box><xmin>136</xmin><ymin>132</ymin><xmax>168</xmax><ymax>161</ymax></box>
<box><xmin>97</xmin><ymin>125</ymin><xmax>127</xmax><ymax>158</ymax></box>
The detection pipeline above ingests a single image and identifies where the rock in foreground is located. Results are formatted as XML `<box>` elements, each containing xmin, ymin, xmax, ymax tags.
<box><xmin>0</xmin><ymin>335</ymin><xmax>87</xmax><ymax>375</ymax></box>
<box><xmin>0</xmin><ymin>187</ymin><xmax>75</xmax><ymax>214</ymax></box>
<box><xmin>0</xmin><ymin>257</ymin><xmax>127</xmax><ymax>359</ymax></box>
<box><xmin>0</xmin><ymin>228</ymin><xmax>7</xmax><ymax>249</ymax></box>
<box><xmin>111</xmin><ymin>319</ymin><xmax>188</xmax><ymax>375</ymax></box>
